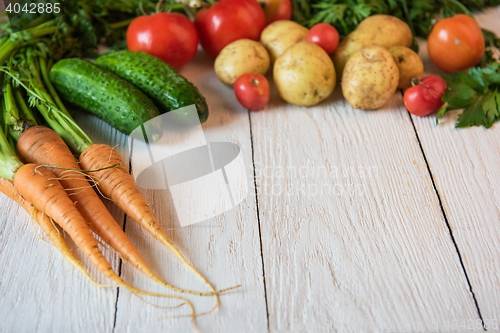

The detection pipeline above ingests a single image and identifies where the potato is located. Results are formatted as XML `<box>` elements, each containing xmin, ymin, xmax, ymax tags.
<box><xmin>261</xmin><ymin>20</ymin><xmax>309</xmax><ymax>64</ymax></box>
<box><xmin>274</xmin><ymin>41</ymin><xmax>336</xmax><ymax>106</ymax></box>
<box><xmin>356</xmin><ymin>15</ymin><xmax>413</xmax><ymax>46</ymax></box>
<box><xmin>214</xmin><ymin>39</ymin><xmax>270</xmax><ymax>86</ymax></box>
<box><xmin>388</xmin><ymin>46</ymin><xmax>424</xmax><ymax>89</ymax></box>
<box><xmin>332</xmin><ymin>15</ymin><xmax>412</xmax><ymax>79</ymax></box>
<box><xmin>342</xmin><ymin>45</ymin><xmax>399</xmax><ymax>110</ymax></box>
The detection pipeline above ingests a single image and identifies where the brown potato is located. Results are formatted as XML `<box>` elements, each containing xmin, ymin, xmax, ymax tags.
<box><xmin>332</xmin><ymin>15</ymin><xmax>412</xmax><ymax>79</ymax></box>
<box><xmin>214</xmin><ymin>39</ymin><xmax>270</xmax><ymax>86</ymax></box>
<box><xmin>274</xmin><ymin>41</ymin><xmax>336</xmax><ymax>107</ymax></box>
<box><xmin>342</xmin><ymin>45</ymin><xmax>399</xmax><ymax>110</ymax></box>
<box><xmin>388</xmin><ymin>46</ymin><xmax>424</xmax><ymax>89</ymax></box>
<box><xmin>261</xmin><ymin>20</ymin><xmax>309</xmax><ymax>64</ymax></box>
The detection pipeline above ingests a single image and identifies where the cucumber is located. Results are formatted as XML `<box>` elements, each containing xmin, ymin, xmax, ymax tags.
<box><xmin>49</xmin><ymin>58</ymin><xmax>161</xmax><ymax>135</ymax></box>
<box><xmin>95</xmin><ymin>51</ymin><xmax>209</xmax><ymax>124</ymax></box>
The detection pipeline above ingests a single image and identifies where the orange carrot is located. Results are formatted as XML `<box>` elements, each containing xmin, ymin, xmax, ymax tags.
<box><xmin>16</xmin><ymin>126</ymin><xmax>227</xmax><ymax>296</ymax></box>
<box><xmin>14</xmin><ymin>163</ymin><xmax>129</xmax><ymax>284</ymax></box>
<box><xmin>79</xmin><ymin>143</ymin><xmax>229</xmax><ymax>310</ymax></box>
<box><xmin>12</xmin><ymin>163</ymin><xmax>198</xmax><ymax>328</ymax></box>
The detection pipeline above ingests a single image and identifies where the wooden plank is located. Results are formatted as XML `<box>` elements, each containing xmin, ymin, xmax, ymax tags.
<box><xmin>251</xmin><ymin>84</ymin><xmax>482</xmax><ymax>331</ymax></box>
<box><xmin>113</xmin><ymin>51</ymin><xmax>268</xmax><ymax>332</ymax></box>
<box><xmin>410</xmin><ymin>6</ymin><xmax>500</xmax><ymax>327</ymax></box>
<box><xmin>0</xmin><ymin>115</ymin><xmax>126</xmax><ymax>332</ymax></box>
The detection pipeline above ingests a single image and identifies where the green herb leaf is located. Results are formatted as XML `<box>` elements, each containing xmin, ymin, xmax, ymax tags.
<box><xmin>481</xmin><ymin>90</ymin><xmax>499</xmax><ymax>123</ymax></box>
<box><xmin>441</xmin><ymin>63</ymin><xmax>500</xmax><ymax>129</ymax></box>
<box><xmin>455</xmin><ymin>99</ymin><xmax>491</xmax><ymax>128</ymax></box>
<box><xmin>441</xmin><ymin>75</ymin><xmax>481</xmax><ymax>110</ymax></box>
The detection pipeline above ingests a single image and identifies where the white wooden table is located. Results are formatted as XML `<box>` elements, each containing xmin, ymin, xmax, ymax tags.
<box><xmin>1</xmin><ymin>7</ymin><xmax>500</xmax><ymax>333</ymax></box>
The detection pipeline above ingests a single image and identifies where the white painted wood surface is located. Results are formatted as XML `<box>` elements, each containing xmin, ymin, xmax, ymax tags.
<box><xmin>251</xmin><ymin>88</ymin><xmax>480</xmax><ymax>332</ymax></box>
<box><xmin>1</xmin><ymin>5</ymin><xmax>500</xmax><ymax>333</ymax></box>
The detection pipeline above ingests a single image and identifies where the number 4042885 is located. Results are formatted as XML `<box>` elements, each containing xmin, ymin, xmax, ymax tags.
<box><xmin>6</xmin><ymin>2</ymin><xmax>61</xmax><ymax>14</ymax></box>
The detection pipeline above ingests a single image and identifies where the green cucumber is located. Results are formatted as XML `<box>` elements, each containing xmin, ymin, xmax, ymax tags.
<box><xmin>95</xmin><ymin>51</ymin><xmax>209</xmax><ymax>124</ymax></box>
<box><xmin>49</xmin><ymin>58</ymin><xmax>161</xmax><ymax>135</ymax></box>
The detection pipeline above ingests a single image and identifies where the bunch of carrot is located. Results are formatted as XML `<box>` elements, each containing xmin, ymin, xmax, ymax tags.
<box><xmin>0</xmin><ymin>39</ymin><xmax>235</xmax><ymax>332</ymax></box>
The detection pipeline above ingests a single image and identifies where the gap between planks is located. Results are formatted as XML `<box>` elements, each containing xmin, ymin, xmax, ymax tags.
<box><xmin>248</xmin><ymin>110</ymin><xmax>271</xmax><ymax>332</ymax></box>
<box><xmin>404</xmin><ymin>92</ymin><xmax>485</xmax><ymax>330</ymax></box>
<box><xmin>112</xmin><ymin>141</ymin><xmax>133</xmax><ymax>333</ymax></box>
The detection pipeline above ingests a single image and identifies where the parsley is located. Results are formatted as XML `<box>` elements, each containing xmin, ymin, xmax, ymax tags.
<box><xmin>438</xmin><ymin>63</ymin><xmax>500</xmax><ymax>128</ymax></box>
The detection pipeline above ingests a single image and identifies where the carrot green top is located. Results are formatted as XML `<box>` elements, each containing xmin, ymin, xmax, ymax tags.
<box><xmin>1</xmin><ymin>45</ymin><xmax>93</xmax><ymax>155</ymax></box>
<box><xmin>0</xmin><ymin>117</ymin><xmax>23</xmax><ymax>180</ymax></box>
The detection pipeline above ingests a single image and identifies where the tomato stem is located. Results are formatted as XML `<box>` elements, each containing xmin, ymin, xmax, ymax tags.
<box><xmin>410</xmin><ymin>77</ymin><xmax>420</xmax><ymax>87</ymax></box>
<box><xmin>251</xmin><ymin>78</ymin><xmax>259</xmax><ymax>86</ymax></box>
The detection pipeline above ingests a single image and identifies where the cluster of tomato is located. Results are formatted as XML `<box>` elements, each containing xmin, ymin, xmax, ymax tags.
<box><xmin>404</xmin><ymin>14</ymin><xmax>485</xmax><ymax>117</ymax></box>
<box><xmin>126</xmin><ymin>2</ymin><xmax>486</xmax><ymax>116</ymax></box>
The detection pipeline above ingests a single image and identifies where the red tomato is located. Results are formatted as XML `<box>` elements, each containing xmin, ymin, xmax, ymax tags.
<box><xmin>404</xmin><ymin>76</ymin><xmax>447</xmax><ymax>117</ymax></box>
<box><xmin>195</xmin><ymin>0</ymin><xmax>266</xmax><ymax>58</ymax></box>
<box><xmin>127</xmin><ymin>13</ymin><xmax>198</xmax><ymax>70</ymax></box>
<box><xmin>234</xmin><ymin>73</ymin><xmax>270</xmax><ymax>111</ymax></box>
<box><xmin>427</xmin><ymin>14</ymin><xmax>485</xmax><ymax>73</ymax></box>
<box><xmin>266</xmin><ymin>0</ymin><xmax>293</xmax><ymax>24</ymax></box>
<box><xmin>306</xmin><ymin>23</ymin><xmax>339</xmax><ymax>54</ymax></box>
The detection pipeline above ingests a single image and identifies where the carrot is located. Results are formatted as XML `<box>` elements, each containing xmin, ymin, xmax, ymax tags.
<box><xmin>0</xmin><ymin>177</ymin><xmax>93</xmax><ymax>281</ymax></box>
<box><xmin>1</xmin><ymin>40</ymin><xmax>208</xmax><ymax>333</ymax></box>
<box><xmin>11</xmin><ymin>163</ymin><xmax>198</xmax><ymax>329</ymax></box>
<box><xmin>14</xmin><ymin>163</ymin><xmax>128</xmax><ymax>284</ymax></box>
<box><xmin>16</xmin><ymin>126</ymin><xmax>227</xmax><ymax>296</ymax></box>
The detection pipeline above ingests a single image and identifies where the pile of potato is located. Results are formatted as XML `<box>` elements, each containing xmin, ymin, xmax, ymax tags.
<box><xmin>215</xmin><ymin>20</ymin><xmax>336</xmax><ymax>107</ymax></box>
<box><xmin>333</xmin><ymin>15</ymin><xmax>424</xmax><ymax>110</ymax></box>
<box><xmin>214</xmin><ymin>15</ymin><xmax>424</xmax><ymax>110</ymax></box>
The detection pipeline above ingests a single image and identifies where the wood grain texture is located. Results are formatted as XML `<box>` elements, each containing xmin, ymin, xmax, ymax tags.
<box><xmin>411</xmin><ymin>7</ymin><xmax>500</xmax><ymax>327</ymax></box>
<box><xmin>251</xmin><ymin>85</ymin><xmax>482</xmax><ymax>332</ymax></box>
<box><xmin>0</xmin><ymin>115</ymin><xmax>125</xmax><ymax>333</ymax></box>
<box><xmin>113</xmin><ymin>51</ymin><xmax>268</xmax><ymax>333</ymax></box>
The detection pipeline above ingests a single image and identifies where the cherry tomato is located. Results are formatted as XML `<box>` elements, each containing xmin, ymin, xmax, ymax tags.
<box><xmin>404</xmin><ymin>75</ymin><xmax>447</xmax><ymax>117</ymax></box>
<box><xmin>127</xmin><ymin>13</ymin><xmax>198</xmax><ymax>70</ymax></box>
<box><xmin>195</xmin><ymin>0</ymin><xmax>266</xmax><ymax>58</ymax></box>
<box><xmin>265</xmin><ymin>0</ymin><xmax>293</xmax><ymax>25</ymax></box>
<box><xmin>427</xmin><ymin>14</ymin><xmax>485</xmax><ymax>73</ymax></box>
<box><xmin>306</xmin><ymin>23</ymin><xmax>339</xmax><ymax>54</ymax></box>
<box><xmin>234</xmin><ymin>73</ymin><xmax>270</xmax><ymax>111</ymax></box>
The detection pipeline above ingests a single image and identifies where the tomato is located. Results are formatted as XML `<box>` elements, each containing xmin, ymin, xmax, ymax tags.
<box><xmin>306</xmin><ymin>23</ymin><xmax>339</xmax><ymax>54</ymax></box>
<box><xmin>265</xmin><ymin>0</ymin><xmax>293</xmax><ymax>25</ymax></box>
<box><xmin>127</xmin><ymin>13</ymin><xmax>198</xmax><ymax>70</ymax></box>
<box><xmin>427</xmin><ymin>14</ymin><xmax>485</xmax><ymax>73</ymax></box>
<box><xmin>404</xmin><ymin>75</ymin><xmax>447</xmax><ymax>117</ymax></box>
<box><xmin>234</xmin><ymin>73</ymin><xmax>270</xmax><ymax>111</ymax></box>
<box><xmin>195</xmin><ymin>0</ymin><xmax>266</xmax><ymax>58</ymax></box>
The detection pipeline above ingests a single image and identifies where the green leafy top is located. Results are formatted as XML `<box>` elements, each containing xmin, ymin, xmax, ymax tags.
<box><xmin>438</xmin><ymin>63</ymin><xmax>500</xmax><ymax>128</ymax></box>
